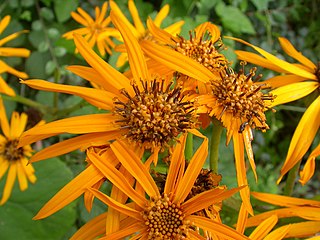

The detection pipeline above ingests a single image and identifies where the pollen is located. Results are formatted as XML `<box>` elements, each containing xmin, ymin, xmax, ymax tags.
<box><xmin>1</xmin><ymin>139</ymin><xmax>25</xmax><ymax>162</ymax></box>
<box><xmin>113</xmin><ymin>79</ymin><xmax>198</xmax><ymax>150</ymax></box>
<box><xmin>211</xmin><ymin>65</ymin><xmax>274</xmax><ymax>132</ymax></box>
<box><xmin>174</xmin><ymin>31</ymin><xmax>228</xmax><ymax>74</ymax></box>
<box><xmin>142</xmin><ymin>194</ymin><xmax>189</xmax><ymax>239</ymax></box>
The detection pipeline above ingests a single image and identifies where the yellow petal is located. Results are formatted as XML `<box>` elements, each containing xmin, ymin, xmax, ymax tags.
<box><xmin>251</xmin><ymin>192</ymin><xmax>320</xmax><ymax>208</ymax></box>
<box><xmin>0</xmin><ymin>158</ymin><xmax>9</xmax><ymax>179</ymax></box>
<box><xmin>111</xmin><ymin>11</ymin><xmax>150</xmax><ymax>84</ymax></box>
<box><xmin>0</xmin><ymin>163</ymin><xmax>17</xmax><ymax>205</ymax></box>
<box><xmin>87</xmin><ymin>149</ymin><xmax>147</xmax><ymax>208</ymax></box>
<box><xmin>21</xmin><ymin>79</ymin><xmax>115</xmax><ymax>109</ymax></box>
<box><xmin>19</xmin><ymin>114</ymin><xmax>120</xmax><ymax>147</ymax></box>
<box><xmin>154</xmin><ymin>4</ymin><xmax>169</xmax><ymax>26</ymax></box>
<box><xmin>73</xmin><ymin>34</ymin><xmax>133</xmax><ymax>93</ymax></box>
<box><xmin>110</xmin><ymin>140</ymin><xmax>160</xmax><ymax>197</ymax></box>
<box><xmin>299</xmin><ymin>143</ymin><xmax>320</xmax><ymax>185</ymax></box>
<box><xmin>0</xmin><ymin>47</ymin><xmax>30</xmax><ymax>57</ymax></box>
<box><xmin>163</xmin><ymin>20</ymin><xmax>184</xmax><ymax>36</ymax></box>
<box><xmin>0</xmin><ymin>97</ymin><xmax>10</xmax><ymax>138</ymax></box>
<box><xmin>16</xmin><ymin>161</ymin><xmax>28</xmax><ymax>191</ymax></box>
<box><xmin>243</xmin><ymin>127</ymin><xmax>257</xmax><ymax>182</ymax></box>
<box><xmin>263</xmin><ymin>74</ymin><xmax>306</xmax><ymax>89</ymax></box>
<box><xmin>0</xmin><ymin>76</ymin><xmax>15</xmax><ymax>96</ymax></box>
<box><xmin>29</xmin><ymin>131</ymin><xmax>123</xmax><ymax>163</ymax></box>
<box><xmin>233</xmin><ymin>132</ymin><xmax>253</xmax><ymax>215</ymax></box>
<box><xmin>147</xmin><ymin>17</ymin><xmax>177</xmax><ymax>45</ymax></box>
<box><xmin>278</xmin><ymin>37</ymin><xmax>316</xmax><ymax>70</ymax></box>
<box><xmin>128</xmin><ymin>0</ymin><xmax>145</xmax><ymax>34</ymax></box>
<box><xmin>263</xmin><ymin>225</ymin><xmax>291</xmax><ymax>240</ymax></box>
<box><xmin>227</xmin><ymin>37</ymin><xmax>317</xmax><ymax>80</ymax></box>
<box><xmin>195</xmin><ymin>22</ymin><xmax>221</xmax><ymax>43</ymax></box>
<box><xmin>234</xmin><ymin>50</ymin><xmax>287</xmax><ymax>73</ymax></box>
<box><xmin>283</xmin><ymin>221</ymin><xmax>320</xmax><ymax>238</ymax></box>
<box><xmin>33</xmin><ymin>164</ymin><xmax>104</xmax><ymax>219</ymax></box>
<box><xmin>249</xmin><ymin>215</ymin><xmax>278</xmax><ymax>240</ymax></box>
<box><xmin>278</xmin><ymin>96</ymin><xmax>320</xmax><ymax>183</ymax></box>
<box><xmin>0</xmin><ymin>60</ymin><xmax>28</xmax><ymax>79</ymax></box>
<box><xmin>0</xmin><ymin>30</ymin><xmax>29</xmax><ymax>47</ymax></box>
<box><xmin>186</xmin><ymin>215</ymin><xmax>250</xmax><ymax>240</ymax></box>
<box><xmin>270</xmin><ymin>81</ymin><xmax>318</xmax><ymax>107</ymax></box>
<box><xmin>100</xmin><ymin>222</ymin><xmax>144</xmax><ymax>240</ymax></box>
<box><xmin>174</xmin><ymin>134</ymin><xmax>208</xmax><ymax>203</ymax></box>
<box><xmin>70</xmin><ymin>212</ymin><xmax>108</xmax><ymax>240</ymax></box>
<box><xmin>70</xmin><ymin>12</ymin><xmax>88</xmax><ymax>26</ymax></box>
<box><xmin>0</xmin><ymin>16</ymin><xmax>10</xmax><ymax>35</ymax></box>
<box><xmin>88</xmin><ymin>188</ymin><xmax>141</xmax><ymax>221</ymax></box>
<box><xmin>141</xmin><ymin>39</ymin><xmax>214</xmax><ymax>83</ymax></box>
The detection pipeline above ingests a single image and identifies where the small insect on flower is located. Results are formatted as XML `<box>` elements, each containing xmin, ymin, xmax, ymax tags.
<box><xmin>238</xmin><ymin>121</ymin><xmax>249</xmax><ymax>133</ymax></box>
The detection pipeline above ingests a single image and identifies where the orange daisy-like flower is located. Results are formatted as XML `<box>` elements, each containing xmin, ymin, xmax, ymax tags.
<box><xmin>71</xmin><ymin>132</ymin><xmax>248</xmax><ymax>239</ymax></box>
<box><xmin>0</xmin><ymin>15</ymin><xmax>30</xmax><ymax>96</ymax></box>
<box><xmin>103</xmin><ymin>0</ymin><xmax>185</xmax><ymax>68</ymax></box>
<box><xmin>63</xmin><ymin>2</ymin><xmax>118</xmax><ymax>56</ymax></box>
<box><xmin>18</xmin><ymin>10</ymin><xmax>212</xmax><ymax>164</ymax></box>
<box><xmin>236</xmin><ymin>192</ymin><xmax>320</xmax><ymax>239</ymax></box>
<box><xmin>230</xmin><ymin>37</ymin><xmax>320</xmax><ymax>185</ymax></box>
<box><xmin>0</xmin><ymin>98</ymin><xmax>36</xmax><ymax>205</ymax></box>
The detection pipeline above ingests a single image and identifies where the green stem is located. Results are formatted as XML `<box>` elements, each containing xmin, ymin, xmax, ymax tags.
<box><xmin>283</xmin><ymin>161</ymin><xmax>301</xmax><ymax>196</ymax></box>
<box><xmin>210</xmin><ymin>118</ymin><xmax>223</xmax><ymax>173</ymax></box>
<box><xmin>185</xmin><ymin>132</ymin><xmax>193</xmax><ymax>161</ymax></box>
<box><xmin>2</xmin><ymin>94</ymin><xmax>48</xmax><ymax>112</ymax></box>
<box><xmin>55</xmin><ymin>99</ymin><xmax>87</xmax><ymax>119</ymax></box>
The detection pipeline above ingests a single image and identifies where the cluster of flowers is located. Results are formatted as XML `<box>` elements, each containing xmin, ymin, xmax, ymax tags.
<box><xmin>0</xmin><ymin>1</ymin><xmax>319</xmax><ymax>239</ymax></box>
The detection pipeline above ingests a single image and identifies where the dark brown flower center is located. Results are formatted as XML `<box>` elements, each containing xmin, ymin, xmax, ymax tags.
<box><xmin>142</xmin><ymin>194</ymin><xmax>189</xmax><ymax>239</ymax></box>
<box><xmin>2</xmin><ymin>139</ymin><xmax>25</xmax><ymax>162</ymax></box>
<box><xmin>211</xmin><ymin>66</ymin><xmax>274</xmax><ymax>132</ymax></box>
<box><xmin>173</xmin><ymin>31</ymin><xmax>228</xmax><ymax>74</ymax></box>
<box><xmin>316</xmin><ymin>62</ymin><xmax>320</xmax><ymax>82</ymax></box>
<box><xmin>113</xmin><ymin>79</ymin><xmax>198</xmax><ymax>150</ymax></box>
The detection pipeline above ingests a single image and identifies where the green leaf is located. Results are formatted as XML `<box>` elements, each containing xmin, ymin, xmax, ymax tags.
<box><xmin>216</xmin><ymin>3</ymin><xmax>256</xmax><ymax>35</ymax></box>
<box><xmin>54</xmin><ymin>0</ymin><xmax>78</xmax><ymax>23</ymax></box>
<box><xmin>25</xmin><ymin>51</ymin><xmax>51</xmax><ymax>78</ymax></box>
<box><xmin>0</xmin><ymin>158</ymin><xmax>77</xmax><ymax>240</ymax></box>
<box><xmin>250</xmin><ymin>0</ymin><xmax>270</xmax><ymax>11</ymax></box>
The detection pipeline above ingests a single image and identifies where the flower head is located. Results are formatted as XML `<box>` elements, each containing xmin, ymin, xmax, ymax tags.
<box><xmin>63</xmin><ymin>2</ymin><xmax>118</xmax><ymax>56</ymax></box>
<box><xmin>73</xmin><ymin>133</ymin><xmax>247</xmax><ymax>239</ymax></box>
<box><xmin>0</xmin><ymin>98</ymin><xmax>36</xmax><ymax>205</ymax></box>
<box><xmin>0</xmin><ymin>15</ymin><xmax>30</xmax><ymax>96</ymax></box>
<box><xmin>18</xmin><ymin>10</ymin><xmax>210</xmax><ymax>163</ymax></box>
<box><xmin>230</xmin><ymin>36</ymin><xmax>320</xmax><ymax>185</ymax></box>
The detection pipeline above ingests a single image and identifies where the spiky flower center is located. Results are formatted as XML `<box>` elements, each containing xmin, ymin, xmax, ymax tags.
<box><xmin>142</xmin><ymin>194</ymin><xmax>189</xmax><ymax>239</ymax></box>
<box><xmin>316</xmin><ymin>62</ymin><xmax>320</xmax><ymax>84</ymax></box>
<box><xmin>113</xmin><ymin>79</ymin><xmax>198</xmax><ymax>150</ymax></box>
<box><xmin>2</xmin><ymin>139</ymin><xmax>25</xmax><ymax>162</ymax></box>
<box><xmin>174</xmin><ymin>31</ymin><xmax>228</xmax><ymax>73</ymax></box>
<box><xmin>211</xmin><ymin>66</ymin><xmax>274</xmax><ymax>132</ymax></box>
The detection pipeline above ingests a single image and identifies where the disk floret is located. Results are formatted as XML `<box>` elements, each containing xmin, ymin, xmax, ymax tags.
<box><xmin>113</xmin><ymin>79</ymin><xmax>198</xmax><ymax>150</ymax></box>
<box><xmin>142</xmin><ymin>194</ymin><xmax>190</xmax><ymax>239</ymax></box>
<box><xmin>2</xmin><ymin>139</ymin><xmax>25</xmax><ymax>162</ymax></box>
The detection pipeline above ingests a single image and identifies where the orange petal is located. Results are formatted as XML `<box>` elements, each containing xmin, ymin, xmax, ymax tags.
<box><xmin>249</xmin><ymin>215</ymin><xmax>278</xmax><ymax>240</ymax></box>
<box><xmin>141</xmin><ymin>40</ymin><xmax>214</xmax><ymax>83</ymax></box>
<box><xmin>233</xmin><ymin>132</ymin><xmax>253</xmax><ymax>215</ymax></box>
<box><xmin>73</xmin><ymin>34</ymin><xmax>133</xmax><ymax>93</ymax></box>
<box><xmin>195</xmin><ymin>22</ymin><xmax>221</xmax><ymax>43</ymax></box>
<box><xmin>19</xmin><ymin>113</ymin><xmax>120</xmax><ymax>147</ymax></box>
<box><xmin>128</xmin><ymin>0</ymin><xmax>145</xmax><ymax>34</ymax></box>
<box><xmin>278</xmin><ymin>37</ymin><xmax>316</xmax><ymax>70</ymax></box>
<box><xmin>227</xmin><ymin>37</ymin><xmax>317</xmax><ymax>80</ymax></box>
<box><xmin>29</xmin><ymin>131</ymin><xmax>123</xmax><ymax>163</ymax></box>
<box><xmin>88</xmin><ymin>188</ymin><xmax>141</xmax><ymax>221</ymax></box>
<box><xmin>186</xmin><ymin>215</ymin><xmax>250</xmax><ymax>240</ymax></box>
<box><xmin>153</xmin><ymin>4</ymin><xmax>169</xmax><ymax>26</ymax></box>
<box><xmin>16</xmin><ymin>161</ymin><xmax>28</xmax><ymax>191</ymax></box>
<box><xmin>173</xmin><ymin>133</ymin><xmax>208</xmax><ymax>203</ymax></box>
<box><xmin>0</xmin><ymin>16</ymin><xmax>10</xmax><ymax>35</ymax></box>
<box><xmin>21</xmin><ymin>79</ymin><xmax>115</xmax><ymax>109</ymax></box>
<box><xmin>0</xmin><ymin>30</ymin><xmax>29</xmax><ymax>47</ymax></box>
<box><xmin>0</xmin><ymin>163</ymin><xmax>17</xmax><ymax>205</ymax></box>
<box><xmin>236</xmin><ymin>203</ymin><xmax>248</xmax><ymax>234</ymax></box>
<box><xmin>147</xmin><ymin>17</ymin><xmax>177</xmax><ymax>45</ymax></box>
<box><xmin>278</xmin><ymin>96</ymin><xmax>320</xmax><ymax>183</ymax></box>
<box><xmin>251</xmin><ymin>192</ymin><xmax>320</xmax><ymax>208</ymax></box>
<box><xmin>70</xmin><ymin>212</ymin><xmax>108</xmax><ymax>240</ymax></box>
<box><xmin>111</xmin><ymin>11</ymin><xmax>150</xmax><ymax>83</ymax></box>
<box><xmin>243</xmin><ymin>127</ymin><xmax>257</xmax><ymax>182</ymax></box>
<box><xmin>299</xmin><ymin>143</ymin><xmax>320</xmax><ymax>185</ymax></box>
<box><xmin>110</xmin><ymin>140</ymin><xmax>160</xmax><ymax>197</ymax></box>
<box><xmin>263</xmin><ymin>74</ymin><xmax>306</xmax><ymax>89</ymax></box>
<box><xmin>282</xmin><ymin>221</ymin><xmax>320</xmax><ymax>238</ymax></box>
<box><xmin>87</xmin><ymin>149</ymin><xmax>147</xmax><ymax>208</ymax></box>
<box><xmin>33</xmin><ymin>164</ymin><xmax>104</xmax><ymax>219</ymax></box>
<box><xmin>0</xmin><ymin>47</ymin><xmax>30</xmax><ymax>57</ymax></box>
<box><xmin>263</xmin><ymin>224</ymin><xmax>291</xmax><ymax>240</ymax></box>
<box><xmin>0</xmin><ymin>97</ymin><xmax>10</xmax><ymax>138</ymax></box>
<box><xmin>0</xmin><ymin>76</ymin><xmax>15</xmax><ymax>96</ymax></box>
<box><xmin>100</xmin><ymin>222</ymin><xmax>144</xmax><ymax>240</ymax></box>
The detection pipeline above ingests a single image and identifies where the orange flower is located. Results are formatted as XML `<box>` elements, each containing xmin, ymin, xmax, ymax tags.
<box><xmin>229</xmin><ymin>36</ymin><xmax>320</xmax><ymax>185</ymax></box>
